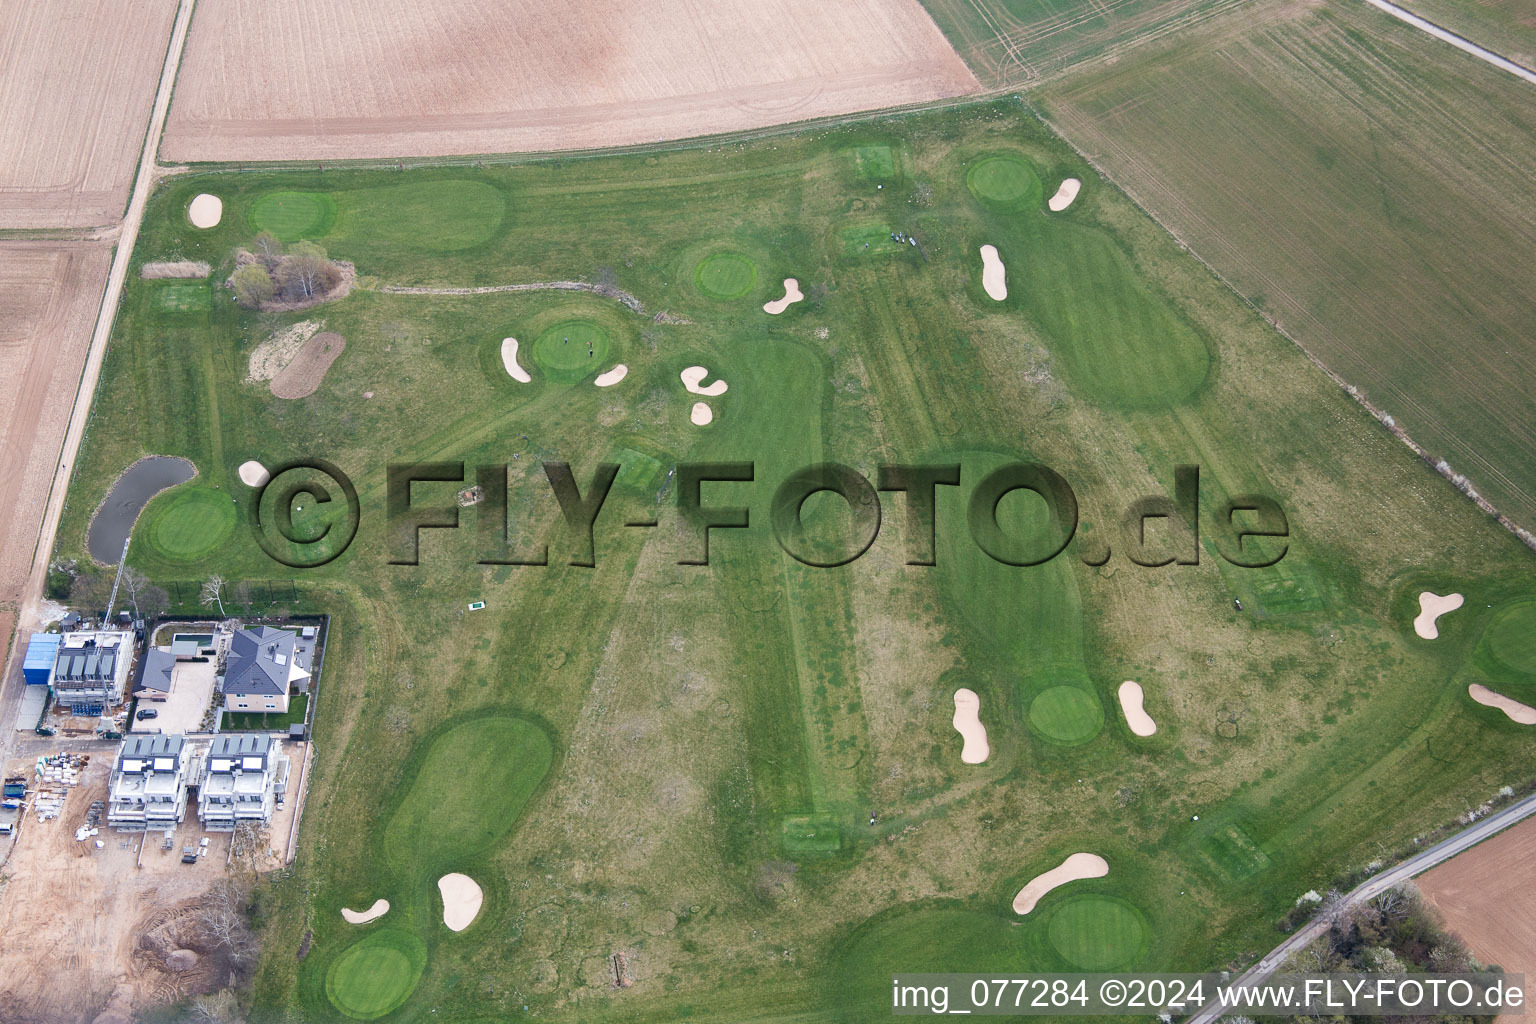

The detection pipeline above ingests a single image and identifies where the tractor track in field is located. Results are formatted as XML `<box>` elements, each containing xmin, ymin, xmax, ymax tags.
<box><xmin>368</xmin><ymin>279</ymin><xmax>647</xmax><ymax>315</ymax></box>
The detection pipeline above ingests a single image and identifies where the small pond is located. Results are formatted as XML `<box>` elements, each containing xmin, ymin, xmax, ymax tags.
<box><xmin>86</xmin><ymin>456</ymin><xmax>197</xmax><ymax>564</ymax></box>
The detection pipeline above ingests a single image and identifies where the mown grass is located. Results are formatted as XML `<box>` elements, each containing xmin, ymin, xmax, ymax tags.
<box><xmin>324</xmin><ymin>929</ymin><xmax>426</xmax><ymax>1020</ymax></box>
<box><xmin>146</xmin><ymin>485</ymin><xmax>235</xmax><ymax>561</ymax></box>
<box><xmin>53</xmin><ymin>98</ymin><xmax>1536</xmax><ymax>1023</ymax></box>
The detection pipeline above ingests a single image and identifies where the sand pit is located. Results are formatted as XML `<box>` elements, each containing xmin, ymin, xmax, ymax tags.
<box><xmin>763</xmin><ymin>278</ymin><xmax>803</xmax><ymax>314</ymax></box>
<box><xmin>979</xmin><ymin>245</ymin><xmax>1007</xmax><ymax>301</ymax></box>
<box><xmin>1414</xmin><ymin>591</ymin><xmax>1464</xmax><ymax>639</ymax></box>
<box><xmin>237</xmin><ymin>460</ymin><xmax>269</xmax><ymax>488</ymax></box>
<box><xmin>270</xmin><ymin>332</ymin><xmax>346</xmax><ymax>399</ymax></box>
<box><xmin>1013</xmin><ymin>853</ymin><xmax>1109</xmax><ymax>915</ymax></box>
<box><xmin>1468</xmin><ymin>684</ymin><xmax>1536</xmax><ymax>725</ymax></box>
<box><xmin>951</xmin><ymin>688</ymin><xmax>990</xmax><ymax>764</ymax></box>
<box><xmin>1048</xmin><ymin>179</ymin><xmax>1081</xmax><ymax>212</ymax></box>
<box><xmin>500</xmin><ymin>337</ymin><xmax>531</xmax><ymax>383</ymax></box>
<box><xmin>594</xmin><ymin>364</ymin><xmax>628</xmax><ymax>387</ymax></box>
<box><xmin>681</xmin><ymin>365</ymin><xmax>728</xmax><ymax>396</ymax></box>
<box><xmin>438</xmin><ymin>874</ymin><xmax>483</xmax><ymax>932</ymax></box>
<box><xmin>690</xmin><ymin>402</ymin><xmax>713</xmax><ymax>426</ymax></box>
<box><xmin>341</xmin><ymin>899</ymin><xmax>389</xmax><ymax>924</ymax></box>
<box><xmin>248</xmin><ymin>320</ymin><xmax>322</xmax><ymax>382</ymax></box>
<box><xmin>188</xmin><ymin>193</ymin><xmax>222</xmax><ymax>228</ymax></box>
<box><xmin>1117</xmin><ymin>681</ymin><xmax>1157</xmax><ymax>736</ymax></box>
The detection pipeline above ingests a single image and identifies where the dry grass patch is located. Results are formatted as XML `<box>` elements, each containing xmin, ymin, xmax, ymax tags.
<box><xmin>271</xmin><ymin>331</ymin><xmax>346</xmax><ymax>399</ymax></box>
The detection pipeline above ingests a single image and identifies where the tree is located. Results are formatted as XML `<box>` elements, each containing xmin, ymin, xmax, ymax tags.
<box><xmin>138</xmin><ymin>584</ymin><xmax>170</xmax><ymax>622</ymax></box>
<box><xmin>277</xmin><ymin>241</ymin><xmax>330</xmax><ymax>300</ymax></box>
<box><xmin>252</xmin><ymin>230</ymin><xmax>283</xmax><ymax>266</ymax></box>
<box><xmin>195</xmin><ymin>877</ymin><xmax>259</xmax><ymax>977</ymax></box>
<box><xmin>120</xmin><ymin>565</ymin><xmax>149</xmax><ymax>619</ymax></box>
<box><xmin>231</xmin><ymin>263</ymin><xmax>275</xmax><ymax>308</ymax></box>
<box><xmin>201</xmin><ymin>574</ymin><xmax>227</xmax><ymax>617</ymax></box>
<box><xmin>186</xmin><ymin>990</ymin><xmax>244</xmax><ymax>1024</ymax></box>
<box><xmin>69</xmin><ymin>572</ymin><xmax>112</xmax><ymax>617</ymax></box>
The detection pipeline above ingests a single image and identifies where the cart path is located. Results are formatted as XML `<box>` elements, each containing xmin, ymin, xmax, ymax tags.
<box><xmin>1359</xmin><ymin>0</ymin><xmax>1536</xmax><ymax>87</ymax></box>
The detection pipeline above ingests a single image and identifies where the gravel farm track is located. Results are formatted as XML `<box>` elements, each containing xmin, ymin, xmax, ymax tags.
<box><xmin>160</xmin><ymin>0</ymin><xmax>979</xmax><ymax>161</ymax></box>
<box><xmin>0</xmin><ymin>0</ymin><xmax>179</xmax><ymax>228</ymax></box>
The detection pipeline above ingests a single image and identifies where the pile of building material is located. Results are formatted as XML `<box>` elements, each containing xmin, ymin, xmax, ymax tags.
<box><xmin>35</xmin><ymin>753</ymin><xmax>88</xmax><ymax>786</ymax></box>
<box><xmin>75</xmin><ymin>800</ymin><xmax>105</xmax><ymax>842</ymax></box>
<box><xmin>33</xmin><ymin>791</ymin><xmax>64</xmax><ymax>823</ymax></box>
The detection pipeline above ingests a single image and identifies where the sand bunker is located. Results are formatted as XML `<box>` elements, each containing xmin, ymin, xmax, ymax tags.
<box><xmin>681</xmin><ymin>365</ymin><xmax>728</xmax><ymax>396</ymax></box>
<box><xmin>594</xmin><ymin>364</ymin><xmax>628</xmax><ymax>387</ymax></box>
<box><xmin>1013</xmin><ymin>853</ymin><xmax>1109</xmax><ymax>915</ymax></box>
<box><xmin>341</xmin><ymin>899</ymin><xmax>389</xmax><ymax>924</ymax></box>
<box><xmin>951</xmin><ymin>688</ymin><xmax>990</xmax><ymax>764</ymax></box>
<box><xmin>1048</xmin><ymin>179</ymin><xmax>1081</xmax><ymax>212</ymax></box>
<box><xmin>763</xmin><ymin>278</ymin><xmax>803</xmax><ymax>314</ymax></box>
<box><xmin>188</xmin><ymin>193</ymin><xmax>223</xmax><ymax>228</ymax></box>
<box><xmin>237</xmin><ymin>460</ymin><xmax>269</xmax><ymax>488</ymax></box>
<box><xmin>1414</xmin><ymin>591</ymin><xmax>1464</xmax><ymax>639</ymax></box>
<box><xmin>500</xmin><ymin>337</ymin><xmax>531</xmax><ymax>383</ymax></box>
<box><xmin>690</xmin><ymin>402</ymin><xmax>713</xmax><ymax>426</ymax></box>
<box><xmin>270</xmin><ymin>332</ymin><xmax>345</xmax><ymax>399</ymax></box>
<box><xmin>248</xmin><ymin>321</ymin><xmax>322</xmax><ymax>383</ymax></box>
<box><xmin>1117</xmin><ymin>681</ymin><xmax>1157</xmax><ymax>737</ymax></box>
<box><xmin>1469</xmin><ymin>684</ymin><xmax>1536</xmax><ymax>725</ymax></box>
<box><xmin>438</xmin><ymin>874</ymin><xmax>483</xmax><ymax>932</ymax></box>
<box><xmin>979</xmin><ymin>245</ymin><xmax>1007</xmax><ymax>301</ymax></box>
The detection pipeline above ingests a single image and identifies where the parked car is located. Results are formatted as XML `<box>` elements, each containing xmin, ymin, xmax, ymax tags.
<box><xmin>135</xmin><ymin>708</ymin><xmax>158</xmax><ymax>721</ymax></box>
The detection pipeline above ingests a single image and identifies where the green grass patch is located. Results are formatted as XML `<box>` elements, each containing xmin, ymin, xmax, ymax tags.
<box><xmin>154</xmin><ymin>283</ymin><xmax>209</xmax><ymax>313</ymax></box>
<box><xmin>781</xmin><ymin>815</ymin><xmax>842</xmax><ymax>853</ymax></box>
<box><xmin>530</xmin><ymin>320</ymin><xmax>612</xmax><ymax>381</ymax></box>
<box><xmin>693</xmin><ymin>252</ymin><xmax>758</xmax><ymax>299</ymax></box>
<box><xmin>966</xmin><ymin>155</ymin><xmax>1040</xmax><ymax>206</ymax></box>
<box><xmin>382</xmin><ymin>716</ymin><xmax>552</xmax><ymax>873</ymax></box>
<box><xmin>850</xmin><ymin>145</ymin><xmax>897</xmax><ymax>180</ymax></box>
<box><xmin>325</xmin><ymin>929</ymin><xmax>426</xmax><ymax>1020</ymax></box>
<box><xmin>1198</xmin><ymin>822</ymin><xmax>1272</xmax><ymax>881</ymax></box>
<box><xmin>839</xmin><ymin>222</ymin><xmax>910</xmax><ymax>257</ymax></box>
<box><xmin>611</xmin><ymin>446</ymin><xmax>666</xmax><ymax>494</ymax></box>
<box><xmin>1482</xmin><ymin>601</ymin><xmax>1536</xmax><ymax>676</ymax></box>
<box><xmin>223</xmin><ymin>694</ymin><xmax>307</xmax><ymax>731</ymax></box>
<box><xmin>249</xmin><ymin>191</ymin><xmax>336</xmax><ymax>241</ymax></box>
<box><xmin>1028</xmin><ymin>684</ymin><xmax>1105</xmax><ymax>745</ymax></box>
<box><xmin>330</xmin><ymin>180</ymin><xmax>505</xmax><ymax>254</ymax></box>
<box><xmin>145</xmin><ymin>486</ymin><xmax>235</xmax><ymax>561</ymax></box>
<box><xmin>1046</xmin><ymin>895</ymin><xmax>1149</xmax><ymax>969</ymax></box>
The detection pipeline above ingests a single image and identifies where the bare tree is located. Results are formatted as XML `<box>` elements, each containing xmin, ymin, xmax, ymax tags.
<box><xmin>201</xmin><ymin>574</ymin><xmax>227</xmax><ymax>617</ymax></box>
<box><xmin>252</xmin><ymin>231</ymin><xmax>283</xmax><ymax>265</ymax></box>
<box><xmin>276</xmin><ymin>241</ymin><xmax>331</xmax><ymax>300</ymax></box>
<box><xmin>197</xmin><ymin>877</ymin><xmax>259</xmax><ymax>974</ymax></box>
<box><xmin>187</xmin><ymin>990</ymin><xmax>244</xmax><ymax>1024</ymax></box>
<box><xmin>121</xmin><ymin>565</ymin><xmax>149</xmax><ymax>619</ymax></box>
<box><xmin>138</xmin><ymin>584</ymin><xmax>170</xmax><ymax>622</ymax></box>
<box><xmin>69</xmin><ymin>572</ymin><xmax>113</xmax><ymax>617</ymax></box>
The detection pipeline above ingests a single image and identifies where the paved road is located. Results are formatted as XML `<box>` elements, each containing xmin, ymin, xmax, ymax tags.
<box><xmin>0</xmin><ymin>0</ymin><xmax>196</xmax><ymax>765</ymax></box>
<box><xmin>1361</xmin><ymin>0</ymin><xmax>1536</xmax><ymax>86</ymax></box>
<box><xmin>1187</xmin><ymin>790</ymin><xmax>1536</xmax><ymax>1023</ymax></box>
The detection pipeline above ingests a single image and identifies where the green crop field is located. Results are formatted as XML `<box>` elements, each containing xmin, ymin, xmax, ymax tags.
<box><xmin>1038</xmin><ymin>0</ymin><xmax>1536</xmax><ymax>534</ymax></box>
<box><xmin>1394</xmin><ymin>0</ymin><xmax>1536</xmax><ymax>65</ymax></box>
<box><xmin>56</xmin><ymin>99</ymin><xmax>1536</xmax><ymax>1023</ymax></box>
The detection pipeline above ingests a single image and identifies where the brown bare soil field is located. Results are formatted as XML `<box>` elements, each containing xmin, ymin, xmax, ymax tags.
<box><xmin>1419</xmin><ymin>814</ymin><xmax>1536</xmax><ymax>1013</ymax></box>
<box><xmin>271</xmin><ymin>332</ymin><xmax>347</xmax><ymax>399</ymax></box>
<box><xmin>0</xmin><ymin>0</ymin><xmax>178</xmax><ymax>228</ymax></box>
<box><xmin>161</xmin><ymin>0</ymin><xmax>979</xmax><ymax>162</ymax></box>
<box><xmin>0</xmin><ymin>243</ymin><xmax>110</xmax><ymax>606</ymax></box>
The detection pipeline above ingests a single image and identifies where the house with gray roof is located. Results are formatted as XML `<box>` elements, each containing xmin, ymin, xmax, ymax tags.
<box><xmin>107</xmin><ymin>734</ymin><xmax>192</xmax><ymax>830</ymax></box>
<box><xmin>134</xmin><ymin>648</ymin><xmax>177</xmax><ymax>700</ymax></box>
<box><xmin>220</xmin><ymin>626</ymin><xmax>312</xmax><ymax>715</ymax></box>
<box><xmin>199</xmin><ymin>733</ymin><xmax>290</xmax><ymax>831</ymax></box>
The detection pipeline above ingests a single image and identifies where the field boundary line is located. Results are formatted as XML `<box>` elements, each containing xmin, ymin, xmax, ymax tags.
<box><xmin>1357</xmin><ymin>0</ymin><xmax>1536</xmax><ymax>86</ymax></box>
<box><xmin>367</xmin><ymin>279</ymin><xmax>646</xmax><ymax>314</ymax></box>
<box><xmin>1025</xmin><ymin>102</ymin><xmax>1536</xmax><ymax>554</ymax></box>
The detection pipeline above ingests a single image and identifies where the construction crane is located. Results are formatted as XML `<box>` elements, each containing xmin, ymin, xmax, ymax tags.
<box><xmin>102</xmin><ymin>536</ymin><xmax>130</xmax><ymax>627</ymax></box>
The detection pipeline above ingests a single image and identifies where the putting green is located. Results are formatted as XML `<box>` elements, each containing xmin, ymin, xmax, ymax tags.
<box><xmin>1028</xmin><ymin>684</ymin><xmax>1104</xmax><ymax>745</ymax></box>
<box><xmin>530</xmin><ymin>320</ymin><xmax>612</xmax><ymax>382</ymax></box>
<box><xmin>1046</xmin><ymin>895</ymin><xmax>1148</xmax><ymax>969</ymax></box>
<box><xmin>147</xmin><ymin>487</ymin><xmax>236</xmax><ymax>561</ymax></box>
<box><xmin>694</xmin><ymin>252</ymin><xmax>758</xmax><ymax>299</ymax></box>
<box><xmin>967</xmin><ymin>156</ymin><xmax>1039</xmax><ymax>207</ymax></box>
<box><xmin>249</xmin><ymin>191</ymin><xmax>335</xmax><ymax>241</ymax></box>
<box><xmin>326</xmin><ymin>930</ymin><xmax>426</xmax><ymax>1020</ymax></box>
<box><xmin>1483</xmin><ymin>601</ymin><xmax>1536</xmax><ymax>675</ymax></box>
<box><xmin>383</xmin><ymin>716</ymin><xmax>553</xmax><ymax>871</ymax></box>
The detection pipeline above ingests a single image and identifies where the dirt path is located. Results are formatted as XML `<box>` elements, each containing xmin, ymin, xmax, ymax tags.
<box><xmin>1358</xmin><ymin>0</ymin><xmax>1536</xmax><ymax>86</ymax></box>
<box><xmin>370</xmin><ymin>279</ymin><xmax>646</xmax><ymax>314</ymax></box>
<box><xmin>0</xmin><ymin>0</ymin><xmax>194</xmax><ymax>760</ymax></box>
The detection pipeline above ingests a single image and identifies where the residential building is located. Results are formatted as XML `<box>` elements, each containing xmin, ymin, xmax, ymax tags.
<box><xmin>107</xmin><ymin>734</ymin><xmax>193</xmax><ymax>830</ymax></box>
<box><xmin>134</xmin><ymin>648</ymin><xmax>177</xmax><ymax>702</ymax></box>
<box><xmin>220</xmin><ymin>625</ymin><xmax>312</xmax><ymax>714</ymax></box>
<box><xmin>51</xmin><ymin>629</ymin><xmax>134</xmax><ymax>714</ymax></box>
<box><xmin>199</xmin><ymin>733</ymin><xmax>290</xmax><ymax>831</ymax></box>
